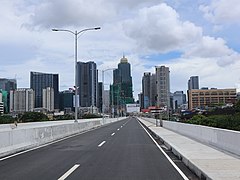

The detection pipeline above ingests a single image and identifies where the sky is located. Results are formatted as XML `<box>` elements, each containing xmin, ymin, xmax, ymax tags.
<box><xmin>1</xmin><ymin>0</ymin><xmax>240</xmax><ymax>100</ymax></box>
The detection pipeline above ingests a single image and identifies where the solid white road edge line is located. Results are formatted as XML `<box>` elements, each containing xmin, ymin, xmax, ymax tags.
<box><xmin>137</xmin><ymin>120</ymin><xmax>189</xmax><ymax>180</ymax></box>
<box><xmin>58</xmin><ymin>164</ymin><xmax>80</xmax><ymax>180</ymax></box>
<box><xmin>111</xmin><ymin>133</ymin><xmax>115</xmax><ymax>136</ymax></box>
<box><xmin>98</xmin><ymin>141</ymin><xmax>106</xmax><ymax>147</ymax></box>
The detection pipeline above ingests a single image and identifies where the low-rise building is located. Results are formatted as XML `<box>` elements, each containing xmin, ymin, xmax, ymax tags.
<box><xmin>0</xmin><ymin>92</ymin><xmax>3</xmax><ymax>114</ymax></box>
<box><xmin>188</xmin><ymin>88</ymin><xmax>236</xmax><ymax>110</ymax></box>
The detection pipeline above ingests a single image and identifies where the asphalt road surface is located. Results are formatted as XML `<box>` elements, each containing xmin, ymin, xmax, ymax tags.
<box><xmin>0</xmin><ymin>117</ymin><xmax>186</xmax><ymax>180</ymax></box>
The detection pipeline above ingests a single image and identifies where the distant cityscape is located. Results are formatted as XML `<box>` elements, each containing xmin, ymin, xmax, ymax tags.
<box><xmin>0</xmin><ymin>55</ymin><xmax>238</xmax><ymax>118</ymax></box>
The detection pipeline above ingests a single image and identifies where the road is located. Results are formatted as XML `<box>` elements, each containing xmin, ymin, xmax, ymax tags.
<box><xmin>0</xmin><ymin>117</ymin><xmax>186</xmax><ymax>180</ymax></box>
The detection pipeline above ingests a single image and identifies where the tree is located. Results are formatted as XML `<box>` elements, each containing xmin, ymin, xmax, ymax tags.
<box><xmin>19</xmin><ymin>112</ymin><xmax>49</xmax><ymax>122</ymax></box>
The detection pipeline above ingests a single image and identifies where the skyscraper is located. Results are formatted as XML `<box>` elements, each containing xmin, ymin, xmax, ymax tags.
<box><xmin>30</xmin><ymin>72</ymin><xmax>59</xmax><ymax>109</ymax></box>
<box><xmin>0</xmin><ymin>78</ymin><xmax>17</xmax><ymax>113</ymax></box>
<box><xmin>156</xmin><ymin>66</ymin><xmax>170</xmax><ymax>108</ymax></box>
<box><xmin>10</xmin><ymin>88</ymin><xmax>34</xmax><ymax>113</ymax></box>
<box><xmin>188</xmin><ymin>76</ymin><xmax>199</xmax><ymax>90</ymax></box>
<box><xmin>0</xmin><ymin>78</ymin><xmax>17</xmax><ymax>92</ymax></box>
<box><xmin>150</xmin><ymin>74</ymin><xmax>157</xmax><ymax>106</ymax></box>
<box><xmin>97</xmin><ymin>82</ymin><xmax>103</xmax><ymax>113</ymax></box>
<box><xmin>110</xmin><ymin>56</ymin><xmax>134</xmax><ymax>116</ymax></box>
<box><xmin>76</xmin><ymin>61</ymin><xmax>98</xmax><ymax>107</ymax></box>
<box><xmin>43</xmin><ymin>87</ymin><xmax>54</xmax><ymax>112</ymax></box>
<box><xmin>111</xmin><ymin>56</ymin><xmax>134</xmax><ymax>112</ymax></box>
<box><xmin>142</xmin><ymin>72</ymin><xmax>151</xmax><ymax>108</ymax></box>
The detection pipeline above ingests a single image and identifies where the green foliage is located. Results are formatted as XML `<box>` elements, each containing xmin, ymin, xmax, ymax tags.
<box><xmin>54</xmin><ymin>114</ymin><xmax>74</xmax><ymax>120</ymax></box>
<box><xmin>234</xmin><ymin>100</ymin><xmax>240</xmax><ymax>112</ymax></box>
<box><xmin>0</xmin><ymin>115</ymin><xmax>16</xmax><ymax>124</ymax></box>
<box><xmin>81</xmin><ymin>113</ymin><xmax>102</xmax><ymax>119</ymax></box>
<box><xmin>19</xmin><ymin>112</ymin><xmax>49</xmax><ymax>122</ymax></box>
<box><xmin>186</xmin><ymin>114</ymin><xmax>240</xmax><ymax>131</ymax></box>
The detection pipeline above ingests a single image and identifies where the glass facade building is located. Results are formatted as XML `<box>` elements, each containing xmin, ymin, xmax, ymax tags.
<box><xmin>76</xmin><ymin>61</ymin><xmax>98</xmax><ymax>107</ymax></box>
<box><xmin>30</xmin><ymin>72</ymin><xmax>59</xmax><ymax>109</ymax></box>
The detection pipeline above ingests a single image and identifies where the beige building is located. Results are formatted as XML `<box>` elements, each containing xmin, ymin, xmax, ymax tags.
<box><xmin>156</xmin><ymin>66</ymin><xmax>170</xmax><ymax>108</ymax></box>
<box><xmin>188</xmin><ymin>88</ymin><xmax>237</xmax><ymax>110</ymax></box>
<box><xmin>10</xmin><ymin>88</ymin><xmax>35</xmax><ymax>113</ymax></box>
<box><xmin>43</xmin><ymin>87</ymin><xmax>54</xmax><ymax>112</ymax></box>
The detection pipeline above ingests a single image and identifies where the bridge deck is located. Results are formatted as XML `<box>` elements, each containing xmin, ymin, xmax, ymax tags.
<box><xmin>138</xmin><ymin>118</ymin><xmax>240</xmax><ymax>180</ymax></box>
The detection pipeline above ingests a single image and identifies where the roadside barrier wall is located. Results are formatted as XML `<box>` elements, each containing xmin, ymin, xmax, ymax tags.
<box><xmin>141</xmin><ymin>117</ymin><xmax>240</xmax><ymax>156</ymax></box>
<box><xmin>0</xmin><ymin>117</ymin><xmax>125</xmax><ymax>158</ymax></box>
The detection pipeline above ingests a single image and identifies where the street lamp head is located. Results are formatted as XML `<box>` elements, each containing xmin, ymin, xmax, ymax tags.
<box><xmin>52</xmin><ymin>29</ymin><xmax>59</xmax><ymax>31</ymax></box>
<box><xmin>94</xmin><ymin>27</ymin><xmax>101</xmax><ymax>30</ymax></box>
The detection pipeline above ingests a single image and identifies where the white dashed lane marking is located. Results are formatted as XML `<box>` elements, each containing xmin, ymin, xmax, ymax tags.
<box><xmin>98</xmin><ymin>141</ymin><xmax>106</xmax><ymax>147</ymax></box>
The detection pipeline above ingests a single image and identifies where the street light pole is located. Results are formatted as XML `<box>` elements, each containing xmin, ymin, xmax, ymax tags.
<box><xmin>52</xmin><ymin>27</ymin><xmax>100</xmax><ymax>123</ymax></box>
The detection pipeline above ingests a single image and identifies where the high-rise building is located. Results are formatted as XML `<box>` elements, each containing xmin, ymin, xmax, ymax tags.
<box><xmin>59</xmin><ymin>90</ymin><xmax>74</xmax><ymax>112</ymax></box>
<box><xmin>150</xmin><ymin>74</ymin><xmax>157</xmax><ymax>106</ymax></box>
<box><xmin>76</xmin><ymin>61</ymin><xmax>98</xmax><ymax>108</ymax></box>
<box><xmin>97</xmin><ymin>82</ymin><xmax>103</xmax><ymax>113</ymax></box>
<box><xmin>0</xmin><ymin>78</ymin><xmax>17</xmax><ymax>92</ymax></box>
<box><xmin>43</xmin><ymin>87</ymin><xmax>54</xmax><ymax>112</ymax></box>
<box><xmin>142</xmin><ymin>72</ymin><xmax>151</xmax><ymax>109</ymax></box>
<box><xmin>155</xmin><ymin>66</ymin><xmax>170</xmax><ymax>108</ymax></box>
<box><xmin>111</xmin><ymin>56</ymin><xmax>134</xmax><ymax>115</ymax></box>
<box><xmin>30</xmin><ymin>72</ymin><xmax>59</xmax><ymax>109</ymax></box>
<box><xmin>10</xmin><ymin>88</ymin><xmax>34</xmax><ymax>113</ymax></box>
<box><xmin>0</xmin><ymin>78</ymin><xmax>17</xmax><ymax>113</ymax></box>
<box><xmin>188</xmin><ymin>76</ymin><xmax>199</xmax><ymax>90</ymax></box>
<box><xmin>138</xmin><ymin>93</ymin><xmax>144</xmax><ymax>109</ymax></box>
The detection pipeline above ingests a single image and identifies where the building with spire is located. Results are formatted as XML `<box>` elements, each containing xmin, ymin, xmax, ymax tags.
<box><xmin>111</xmin><ymin>56</ymin><xmax>134</xmax><ymax>115</ymax></box>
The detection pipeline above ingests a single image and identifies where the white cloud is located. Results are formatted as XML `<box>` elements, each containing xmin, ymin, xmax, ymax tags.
<box><xmin>166</xmin><ymin>57</ymin><xmax>240</xmax><ymax>93</ymax></box>
<box><xmin>199</xmin><ymin>0</ymin><xmax>240</xmax><ymax>24</ymax></box>
<box><xmin>26</xmin><ymin>0</ymin><xmax>115</xmax><ymax>29</ymax></box>
<box><xmin>123</xmin><ymin>3</ymin><xmax>202</xmax><ymax>53</ymax></box>
<box><xmin>184</xmin><ymin>36</ymin><xmax>240</xmax><ymax>67</ymax></box>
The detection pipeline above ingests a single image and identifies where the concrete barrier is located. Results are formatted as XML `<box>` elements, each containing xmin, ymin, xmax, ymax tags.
<box><xmin>141</xmin><ymin>117</ymin><xmax>240</xmax><ymax>156</ymax></box>
<box><xmin>0</xmin><ymin>117</ymin><xmax>126</xmax><ymax>158</ymax></box>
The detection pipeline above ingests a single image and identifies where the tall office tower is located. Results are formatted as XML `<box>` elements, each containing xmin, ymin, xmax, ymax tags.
<box><xmin>43</xmin><ymin>87</ymin><xmax>54</xmax><ymax>111</ymax></box>
<box><xmin>0</xmin><ymin>78</ymin><xmax>17</xmax><ymax>92</ymax></box>
<box><xmin>0</xmin><ymin>78</ymin><xmax>17</xmax><ymax>113</ymax></box>
<box><xmin>150</xmin><ymin>74</ymin><xmax>157</xmax><ymax>106</ymax></box>
<box><xmin>59</xmin><ymin>90</ymin><xmax>74</xmax><ymax>112</ymax></box>
<box><xmin>10</xmin><ymin>88</ymin><xmax>34</xmax><ymax>113</ymax></box>
<box><xmin>188</xmin><ymin>76</ymin><xmax>199</xmax><ymax>90</ymax></box>
<box><xmin>76</xmin><ymin>61</ymin><xmax>98</xmax><ymax>107</ymax></box>
<box><xmin>155</xmin><ymin>66</ymin><xmax>170</xmax><ymax>108</ymax></box>
<box><xmin>142</xmin><ymin>72</ymin><xmax>151</xmax><ymax>108</ymax></box>
<box><xmin>112</xmin><ymin>56</ymin><xmax>134</xmax><ymax>105</ymax></box>
<box><xmin>172</xmin><ymin>91</ymin><xmax>186</xmax><ymax>110</ymax></box>
<box><xmin>30</xmin><ymin>72</ymin><xmax>59</xmax><ymax>109</ymax></box>
<box><xmin>98</xmin><ymin>82</ymin><xmax>103</xmax><ymax>113</ymax></box>
<box><xmin>138</xmin><ymin>93</ymin><xmax>144</xmax><ymax>109</ymax></box>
